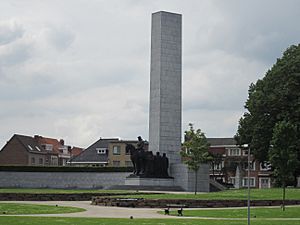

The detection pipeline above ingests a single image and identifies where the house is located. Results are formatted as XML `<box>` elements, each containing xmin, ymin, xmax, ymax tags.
<box><xmin>68</xmin><ymin>138</ymin><xmax>114</xmax><ymax>167</ymax></box>
<box><xmin>34</xmin><ymin>135</ymin><xmax>76</xmax><ymax>166</ymax></box>
<box><xmin>208</xmin><ymin>138</ymin><xmax>272</xmax><ymax>189</ymax></box>
<box><xmin>0</xmin><ymin>134</ymin><xmax>83</xmax><ymax>166</ymax></box>
<box><xmin>68</xmin><ymin>137</ymin><xmax>148</xmax><ymax>167</ymax></box>
<box><xmin>0</xmin><ymin>134</ymin><xmax>58</xmax><ymax>166</ymax></box>
<box><xmin>69</xmin><ymin>146</ymin><xmax>84</xmax><ymax>158</ymax></box>
<box><xmin>107</xmin><ymin>139</ymin><xmax>148</xmax><ymax>167</ymax></box>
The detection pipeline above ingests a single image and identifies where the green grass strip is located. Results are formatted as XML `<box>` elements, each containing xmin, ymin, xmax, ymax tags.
<box><xmin>162</xmin><ymin>206</ymin><xmax>300</xmax><ymax>218</ymax></box>
<box><xmin>0</xmin><ymin>203</ymin><xmax>85</xmax><ymax>214</ymax></box>
<box><xmin>113</xmin><ymin>188</ymin><xmax>300</xmax><ymax>200</ymax></box>
<box><xmin>0</xmin><ymin>217</ymin><xmax>299</xmax><ymax>225</ymax></box>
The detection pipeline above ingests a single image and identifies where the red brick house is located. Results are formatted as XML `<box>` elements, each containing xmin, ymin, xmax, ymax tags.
<box><xmin>208</xmin><ymin>138</ymin><xmax>272</xmax><ymax>189</ymax></box>
<box><xmin>0</xmin><ymin>134</ymin><xmax>83</xmax><ymax>166</ymax></box>
<box><xmin>34</xmin><ymin>135</ymin><xmax>72</xmax><ymax>166</ymax></box>
<box><xmin>0</xmin><ymin>134</ymin><xmax>58</xmax><ymax>166</ymax></box>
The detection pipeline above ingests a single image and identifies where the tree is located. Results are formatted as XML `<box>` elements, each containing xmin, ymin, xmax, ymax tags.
<box><xmin>235</xmin><ymin>44</ymin><xmax>300</xmax><ymax>184</ymax></box>
<box><xmin>269</xmin><ymin>121</ymin><xmax>299</xmax><ymax>211</ymax></box>
<box><xmin>181</xmin><ymin>123</ymin><xmax>212</xmax><ymax>195</ymax></box>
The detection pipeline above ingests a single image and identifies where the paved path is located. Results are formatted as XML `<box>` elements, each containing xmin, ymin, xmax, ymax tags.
<box><xmin>0</xmin><ymin>201</ymin><xmax>168</xmax><ymax>218</ymax></box>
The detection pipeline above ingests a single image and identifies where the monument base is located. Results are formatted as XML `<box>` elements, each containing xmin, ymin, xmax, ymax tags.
<box><xmin>125</xmin><ymin>177</ymin><xmax>174</xmax><ymax>186</ymax></box>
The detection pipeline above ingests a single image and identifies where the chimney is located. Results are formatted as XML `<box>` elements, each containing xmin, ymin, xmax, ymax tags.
<box><xmin>59</xmin><ymin>139</ymin><xmax>65</xmax><ymax>145</ymax></box>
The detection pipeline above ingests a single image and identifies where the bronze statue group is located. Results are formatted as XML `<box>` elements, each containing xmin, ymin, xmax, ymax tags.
<box><xmin>126</xmin><ymin>136</ymin><xmax>170</xmax><ymax>178</ymax></box>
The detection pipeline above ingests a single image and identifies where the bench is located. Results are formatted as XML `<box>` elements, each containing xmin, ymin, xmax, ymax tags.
<box><xmin>165</xmin><ymin>204</ymin><xmax>186</xmax><ymax>216</ymax></box>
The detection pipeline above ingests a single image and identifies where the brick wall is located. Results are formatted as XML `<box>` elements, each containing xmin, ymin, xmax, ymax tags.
<box><xmin>0</xmin><ymin>137</ymin><xmax>28</xmax><ymax>165</ymax></box>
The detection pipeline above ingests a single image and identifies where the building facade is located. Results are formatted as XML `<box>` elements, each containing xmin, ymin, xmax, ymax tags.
<box><xmin>0</xmin><ymin>134</ymin><xmax>57</xmax><ymax>166</ymax></box>
<box><xmin>208</xmin><ymin>138</ymin><xmax>272</xmax><ymax>189</ymax></box>
<box><xmin>0</xmin><ymin>134</ymin><xmax>83</xmax><ymax>166</ymax></box>
<box><xmin>69</xmin><ymin>138</ymin><xmax>148</xmax><ymax>167</ymax></box>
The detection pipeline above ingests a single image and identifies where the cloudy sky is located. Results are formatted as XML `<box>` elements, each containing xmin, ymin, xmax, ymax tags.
<box><xmin>0</xmin><ymin>0</ymin><xmax>299</xmax><ymax>148</ymax></box>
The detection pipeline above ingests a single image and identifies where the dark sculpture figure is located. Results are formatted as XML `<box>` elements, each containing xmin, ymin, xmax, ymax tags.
<box><xmin>136</xmin><ymin>136</ymin><xmax>145</xmax><ymax>151</ymax></box>
<box><xmin>126</xmin><ymin>136</ymin><xmax>170</xmax><ymax>178</ymax></box>
<box><xmin>162</xmin><ymin>153</ymin><xmax>169</xmax><ymax>177</ymax></box>
<box><xmin>145</xmin><ymin>151</ymin><xmax>155</xmax><ymax>177</ymax></box>
<box><xmin>136</xmin><ymin>136</ymin><xmax>146</xmax><ymax>175</ymax></box>
<box><xmin>154</xmin><ymin>152</ymin><xmax>162</xmax><ymax>177</ymax></box>
<box><xmin>126</xmin><ymin>144</ymin><xmax>138</xmax><ymax>175</ymax></box>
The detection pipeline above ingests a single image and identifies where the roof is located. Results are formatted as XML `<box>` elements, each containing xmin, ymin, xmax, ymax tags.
<box><xmin>69</xmin><ymin>138</ymin><xmax>118</xmax><ymax>163</ymax></box>
<box><xmin>14</xmin><ymin>134</ymin><xmax>49</xmax><ymax>154</ymax></box>
<box><xmin>70</xmin><ymin>147</ymin><xmax>83</xmax><ymax>157</ymax></box>
<box><xmin>207</xmin><ymin>138</ymin><xmax>237</xmax><ymax>146</ymax></box>
<box><xmin>34</xmin><ymin>135</ymin><xmax>67</xmax><ymax>154</ymax></box>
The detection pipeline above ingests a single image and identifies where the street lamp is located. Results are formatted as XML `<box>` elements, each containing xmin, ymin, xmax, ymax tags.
<box><xmin>242</xmin><ymin>144</ymin><xmax>251</xmax><ymax>225</ymax></box>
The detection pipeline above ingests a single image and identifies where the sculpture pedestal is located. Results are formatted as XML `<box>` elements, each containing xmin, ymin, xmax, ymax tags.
<box><xmin>125</xmin><ymin>177</ymin><xmax>174</xmax><ymax>186</ymax></box>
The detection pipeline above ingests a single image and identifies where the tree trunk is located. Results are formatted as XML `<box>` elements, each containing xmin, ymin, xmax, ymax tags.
<box><xmin>282</xmin><ymin>181</ymin><xmax>286</xmax><ymax>211</ymax></box>
<box><xmin>212</xmin><ymin>163</ymin><xmax>215</xmax><ymax>180</ymax></box>
<box><xmin>194</xmin><ymin>169</ymin><xmax>198</xmax><ymax>195</ymax></box>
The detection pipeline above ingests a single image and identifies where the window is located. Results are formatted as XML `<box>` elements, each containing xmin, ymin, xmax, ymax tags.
<box><xmin>28</xmin><ymin>145</ymin><xmax>33</xmax><ymax>151</ymax></box>
<box><xmin>259</xmin><ymin>178</ymin><xmax>270</xmax><ymax>188</ymax></box>
<box><xmin>260</xmin><ymin>162</ymin><xmax>271</xmax><ymax>171</ymax></box>
<box><xmin>31</xmin><ymin>157</ymin><xmax>35</xmax><ymax>165</ymax></box>
<box><xmin>96</xmin><ymin>148</ymin><xmax>107</xmax><ymax>154</ymax></box>
<box><xmin>113</xmin><ymin>146</ymin><xmax>121</xmax><ymax>155</ymax></box>
<box><xmin>36</xmin><ymin>146</ymin><xmax>41</xmax><ymax>151</ymax></box>
<box><xmin>125</xmin><ymin>161</ymin><xmax>133</xmax><ymax>167</ymax></box>
<box><xmin>242</xmin><ymin>177</ymin><xmax>255</xmax><ymax>187</ymax></box>
<box><xmin>243</xmin><ymin>149</ymin><xmax>249</xmax><ymax>156</ymax></box>
<box><xmin>210</xmin><ymin>161</ymin><xmax>224</xmax><ymax>170</ymax></box>
<box><xmin>243</xmin><ymin>161</ymin><xmax>256</xmax><ymax>171</ymax></box>
<box><xmin>112</xmin><ymin>161</ymin><xmax>120</xmax><ymax>166</ymax></box>
<box><xmin>228</xmin><ymin>148</ymin><xmax>241</xmax><ymax>156</ymax></box>
<box><xmin>39</xmin><ymin>158</ymin><xmax>43</xmax><ymax>165</ymax></box>
<box><xmin>229</xmin><ymin>177</ymin><xmax>236</xmax><ymax>185</ymax></box>
<box><xmin>42</xmin><ymin>144</ymin><xmax>53</xmax><ymax>151</ymax></box>
<box><xmin>51</xmin><ymin>156</ymin><xmax>58</xmax><ymax>166</ymax></box>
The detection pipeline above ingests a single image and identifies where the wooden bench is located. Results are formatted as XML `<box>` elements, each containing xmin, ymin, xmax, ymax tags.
<box><xmin>165</xmin><ymin>204</ymin><xmax>186</xmax><ymax>216</ymax></box>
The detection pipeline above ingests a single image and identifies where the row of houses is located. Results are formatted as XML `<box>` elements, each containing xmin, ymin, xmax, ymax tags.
<box><xmin>0</xmin><ymin>134</ymin><xmax>271</xmax><ymax>188</ymax></box>
<box><xmin>0</xmin><ymin>134</ymin><xmax>83</xmax><ymax>166</ymax></box>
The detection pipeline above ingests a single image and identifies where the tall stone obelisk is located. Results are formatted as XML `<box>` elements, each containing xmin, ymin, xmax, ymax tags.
<box><xmin>149</xmin><ymin>11</ymin><xmax>182</xmax><ymax>165</ymax></box>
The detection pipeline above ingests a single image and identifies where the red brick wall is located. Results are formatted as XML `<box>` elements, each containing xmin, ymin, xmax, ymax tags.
<box><xmin>0</xmin><ymin>137</ymin><xmax>28</xmax><ymax>165</ymax></box>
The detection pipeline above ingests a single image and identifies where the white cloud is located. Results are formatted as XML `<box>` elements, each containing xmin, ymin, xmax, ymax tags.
<box><xmin>0</xmin><ymin>0</ymin><xmax>299</xmax><ymax>148</ymax></box>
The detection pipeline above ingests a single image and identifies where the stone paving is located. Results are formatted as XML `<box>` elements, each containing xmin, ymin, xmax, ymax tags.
<box><xmin>0</xmin><ymin>201</ymin><xmax>168</xmax><ymax>218</ymax></box>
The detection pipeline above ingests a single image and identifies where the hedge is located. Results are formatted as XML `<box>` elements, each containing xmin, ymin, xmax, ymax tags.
<box><xmin>0</xmin><ymin>166</ymin><xmax>133</xmax><ymax>172</ymax></box>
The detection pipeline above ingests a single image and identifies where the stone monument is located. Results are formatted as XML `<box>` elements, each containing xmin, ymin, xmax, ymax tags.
<box><xmin>149</xmin><ymin>11</ymin><xmax>182</xmax><ymax>165</ymax></box>
<box><xmin>125</xmin><ymin>11</ymin><xmax>209</xmax><ymax>192</ymax></box>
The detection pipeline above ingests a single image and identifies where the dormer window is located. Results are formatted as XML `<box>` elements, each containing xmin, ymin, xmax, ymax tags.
<box><xmin>28</xmin><ymin>145</ymin><xmax>33</xmax><ymax>151</ymax></box>
<box><xmin>42</xmin><ymin>144</ymin><xmax>53</xmax><ymax>151</ymax></box>
<box><xmin>96</xmin><ymin>148</ymin><xmax>107</xmax><ymax>154</ymax></box>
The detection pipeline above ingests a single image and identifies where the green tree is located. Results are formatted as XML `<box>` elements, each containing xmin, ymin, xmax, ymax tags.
<box><xmin>235</xmin><ymin>44</ymin><xmax>300</xmax><ymax>183</ymax></box>
<box><xmin>269</xmin><ymin>121</ymin><xmax>299</xmax><ymax>211</ymax></box>
<box><xmin>181</xmin><ymin>123</ymin><xmax>212</xmax><ymax>195</ymax></box>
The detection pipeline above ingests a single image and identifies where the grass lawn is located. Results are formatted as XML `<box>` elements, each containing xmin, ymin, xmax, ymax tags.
<box><xmin>114</xmin><ymin>188</ymin><xmax>300</xmax><ymax>200</ymax></box>
<box><xmin>0</xmin><ymin>217</ymin><xmax>299</xmax><ymax>225</ymax></box>
<box><xmin>0</xmin><ymin>203</ymin><xmax>85</xmax><ymax>214</ymax></box>
<box><xmin>163</xmin><ymin>206</ymin><xmax>300</xmax><ymax>218</ymax></box>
